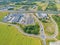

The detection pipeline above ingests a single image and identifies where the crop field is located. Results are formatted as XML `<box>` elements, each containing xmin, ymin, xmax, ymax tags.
<box><xmin>0</xmin><ymin>23</ymin><xmax>41</xmax><ymax>45</ymax></box>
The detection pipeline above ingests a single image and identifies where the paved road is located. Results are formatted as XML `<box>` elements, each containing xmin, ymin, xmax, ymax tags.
<box><xmin>0</xmin><ymin>10</ymin><xmax>60</xmax><ymax>14</ymax></box>
<box><xmin>40</xmin><ymin>25</ymin><xmax>46</xmax><ymax>45</ymax></box>
<box><xmin>32</xmin><ymin>13</ymin><xmax>46</xmax><ymax>45</ymax></box>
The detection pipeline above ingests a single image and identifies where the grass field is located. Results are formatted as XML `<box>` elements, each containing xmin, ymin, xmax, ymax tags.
<box><xmin>43</xmin><ymin>22</ymin><xmax>55</xmax><ymax>36</ymax></box>
<box><xmin>34</xmin><ymin>2</ymin><xmax>48</xmax><ymax>11</ymax></box>
<box><xmin>0</xmin><ymin>23</ymin><xmax>41</xmax><ymax>45</ymax></box>
<box><xmin>0</xmin><ymin>12</ymin><xmax>9</xmax><ymax>21</ymax></box>
<box><xmin>52</xmin><ymin>15</ymin><xmax>60</xmax><ymax>40</ymax></box>
<box><xmin>56</xmin><ymin>4</ymin><xmax>60</xmax><ymax>11</ymax></box>
<box><xmin>41</xmin><ymin>16</ymin><xmax>56</xmax><ymax>36</ymax></box>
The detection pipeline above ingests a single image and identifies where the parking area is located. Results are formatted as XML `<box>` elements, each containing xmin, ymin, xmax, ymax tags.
<box><xmin>3</xmin><ymin>13</ymin><xmax>24</xmax><ymax>23</ymax></box>
<box><xmin>19</xmin><ymin>13</ymin><xmax>35</xmax><ymax>25</ymax></box>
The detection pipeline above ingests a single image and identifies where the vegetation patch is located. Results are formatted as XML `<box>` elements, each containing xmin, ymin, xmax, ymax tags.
<box><xmin>38</xmin><ymin>6</ymin><xmax>42</xmax><ymax>11</ymax></box>
<box><xmin>20</xmin><ymin>23</ymin><xmax>40</xmax><ymax>35</ymax></box>
<box><xmin>52</xmin><ymin>15</ymin><xmax>60</xmax><ymax>40</ymax></box>
<box><xmin>45</xmin><ymin>2</ymin><xmax>57</xmax><ymax>11</ymax></box>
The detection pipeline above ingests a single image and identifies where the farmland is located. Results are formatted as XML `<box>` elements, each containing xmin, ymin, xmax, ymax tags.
<box><xmin>0</xmin><ymin>23</ymin><xmax>41</xmax><ymax>45</ymax></box>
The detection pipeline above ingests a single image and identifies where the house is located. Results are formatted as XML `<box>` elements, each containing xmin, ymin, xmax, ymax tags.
<box><xmin>36</xmin><ymin>13</ymin><xmax>48</xmax><ymax>19</ymax></box>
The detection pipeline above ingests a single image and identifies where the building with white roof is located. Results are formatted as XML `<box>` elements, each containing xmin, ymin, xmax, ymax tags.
<box><xmin>50</xmin><ymin>41</ymin><xmax>60</xmax><ymax>45</ymax></box>
<box><xmin>36</xmin><ymin>13</ymin><xmax>48</xmax><ymax>19</ymax></box>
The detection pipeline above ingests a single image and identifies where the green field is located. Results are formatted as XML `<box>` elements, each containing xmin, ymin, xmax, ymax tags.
<box><xmin>52</xmin><ymin>15</ymin><xmax>60</xmax><ymax>40</ymax></box>
<box><xmin>42</xmin><ymin>21</ymin><xmax>55</xmax><ymax>36</ymax></box>
<box><xmin>0</xmin><ymin>23</ymin><xmax>41</xmax><ymax>45</ymax></box>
